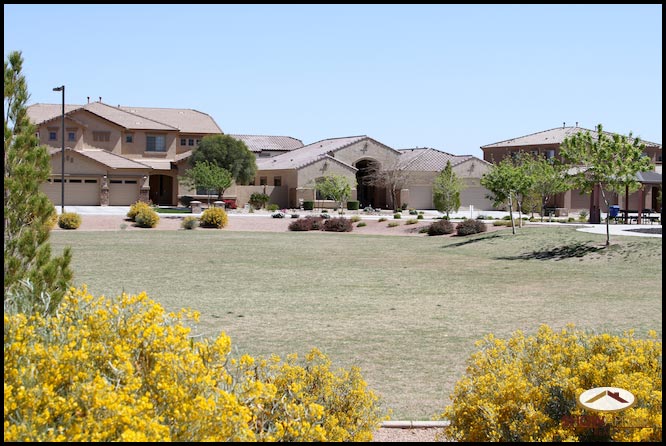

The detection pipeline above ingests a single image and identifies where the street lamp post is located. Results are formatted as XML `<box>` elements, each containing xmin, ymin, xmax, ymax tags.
<box><xmin>53</xmin><ymin>85</ymin><xmax>65</xmax><ymax>213</ymax></box>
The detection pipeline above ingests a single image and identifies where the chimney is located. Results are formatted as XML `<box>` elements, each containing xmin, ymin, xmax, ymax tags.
<box><xmin>99</xmin><ymin>97</ymin><xmax>102</xmax><ymax>102</ymax></box>
<box><xmin>87</xmin><ymin>96</ymin><xmax>90</xmax><ymax>104</ymax></box>
<box><xmin>575</xmin><ymin>121</ymin><xmax>578</xmax><ymax>127</ymax></box>
<box><xmin>563</xmin><ymin>122</ymin><xmax>566</xmax><ymax>128</ymax></box>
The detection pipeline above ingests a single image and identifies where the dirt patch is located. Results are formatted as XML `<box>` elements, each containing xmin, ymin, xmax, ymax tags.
<box><xmin>53</xmin><ymin>213</ymin><xmax>508</xmax><ymax>238</ymax></box>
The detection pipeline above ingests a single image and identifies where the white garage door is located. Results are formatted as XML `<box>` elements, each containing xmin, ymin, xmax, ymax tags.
<box><xmin>408</xmin><ymin>186</ymin><xmax>434</xmax><ymax>210</ymax></box>
<box><xmin>109</xmin><ymin>179</ymin><xmax>140</xmax><ymax>205</ymax></box>
<box><xmin>41</xmin><ymin>177</ymin><xmax>100</xmax><ymax>206</ymax></box>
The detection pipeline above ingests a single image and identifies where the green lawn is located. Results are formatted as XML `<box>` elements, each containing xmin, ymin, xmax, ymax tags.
<box><xmin>50</xmin><ymin>226</ymin><xmax>662</xmax><ymax>420</ymax></box>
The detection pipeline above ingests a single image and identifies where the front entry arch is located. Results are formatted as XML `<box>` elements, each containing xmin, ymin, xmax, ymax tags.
<box><xmin>355</xmin><ymin>159</ymin><xmax>387</xmax><ymax>209</ymax></box>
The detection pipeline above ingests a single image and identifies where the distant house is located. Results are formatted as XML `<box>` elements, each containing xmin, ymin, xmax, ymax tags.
<box><xmin>481</xmin><ymin>124</ymin><xmax>662</xmax><ymax>215</ymax></box>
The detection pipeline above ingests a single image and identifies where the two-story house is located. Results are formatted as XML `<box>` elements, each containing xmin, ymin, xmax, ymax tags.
<box><xmin>481</xmin><ymin>124</ymin><xmax>662</xmax><ymax>218</ymax></box>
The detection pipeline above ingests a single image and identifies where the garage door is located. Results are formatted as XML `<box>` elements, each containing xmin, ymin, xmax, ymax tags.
<box><xmin>109</xmin><ymin>179</ymin><xmax>140</xmax><ymax>205</ymax></box>
<box><xmin>41</xmin><ymin>177</ymin><xmax>100</xmax><ymax>206</ymax></box>
<box><xmin>408</xmin><ymin>186</ymin><xmax>434</xmax><ymax>210</ymax></box>
<box><xmin>460</xmin><ymin>186</ymin><xmax>495</xmax><ymax>211</ymax></box>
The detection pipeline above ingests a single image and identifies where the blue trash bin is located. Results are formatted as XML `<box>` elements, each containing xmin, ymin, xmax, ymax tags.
<box><xmin>609</xmin><ymin>205</ymin><xmax>620</xmax><ymax>218</ymax></box>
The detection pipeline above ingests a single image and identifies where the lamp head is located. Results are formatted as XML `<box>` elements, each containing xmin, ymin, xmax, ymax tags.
<box><xmin>53</xmin><ymin>86</ymin><xmax>64</xmax><ymax>92</ymax></box>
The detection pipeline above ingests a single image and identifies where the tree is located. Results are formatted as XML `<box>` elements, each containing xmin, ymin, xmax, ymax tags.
<box><xmin>189</xmin><ymin>134</ymin><xmax>256</xmax><ymax>185</ymax></box>
<box><xmin>480</xmin><ymin>157</ymin><xmax>522</xmax><ymax>234</ymax></box>
<box><xmin>560</xmin><ymin>124</ymin><xmax>653</xmax><ymax>246</ymax></box>
<box><xmin>433</xmin><ymin>160</ymin><xmax>464</xmax><ymax>219</ymax></box>
<box><xmin>180</xmin><ymin>160</ymin><xmax>233</xmax><ymax>205</ymax></box>
<box><xmin>521</xmin><ymin>154</ymin><xmax>570</xmax><ymax>222</ymax></box>
<box><xmin>4</xmin><ymin>50</ymin><xmax>73</xmax><ymax>314</ymax></box>
<box><xmin>314</xmin><ymin>175</ymin><xmax>355</xmax><ymax>213</ymax></box>
<box><xmin>362</xmin><ymin>158</ymin><xmax>414</xmax><ymax>210</ymax></box>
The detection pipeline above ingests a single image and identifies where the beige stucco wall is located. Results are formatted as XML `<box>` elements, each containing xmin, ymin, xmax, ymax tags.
<box><xmin>332</xmin><ymin>139</ymin><xmax>401</xmax><ymax>172</ymax></box>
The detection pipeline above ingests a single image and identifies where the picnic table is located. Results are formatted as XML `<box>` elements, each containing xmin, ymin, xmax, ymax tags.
<box><xmin>617</xmin><ymin>209</ymin><xmax>661</xmax><ymax>224</ymax></box>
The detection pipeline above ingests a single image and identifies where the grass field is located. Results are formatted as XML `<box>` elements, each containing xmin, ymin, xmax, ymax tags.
<box><xmin>49</xmin><ymin>226</ymin><xmax>662</xmax><ymax>420</ymax></box>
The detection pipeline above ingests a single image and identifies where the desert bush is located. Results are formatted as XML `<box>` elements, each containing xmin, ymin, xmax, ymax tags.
<box><xmin>127</xmin><ymin>201</ymin><xmax>153</xmax><ymax>221</ymax></box>
<box><xmin>350</xmin><ymin>215</ymin><xmax>362</xmax><ymax>223</ymax></box>
<box><xmin>417</xmin><ymin>214</ymin><xmax>424</xmax><ymax>220</ymax></box>
<box><xmin>57</xmin><ymin>212</ymin><xmax>81</xmax><ymax>230</ymax></box>
<box><xmin>357</xmin><ymin>221</ymin><xmax>367</xmax><ymax>227</ymax></box>
<box><xmin>181</xmin><ymin>216</ymin><xmax>199</xmax><ymax>230</ymax></box>
<box><xmin>272</xmin><ymin>212</ymin><xmax>285</xmax><ymax>218</ymax></box>
<box><xmin>303</xmin><ymin>201</ymin><xmax>314</xmax><ymax>211</ymax></box>
<box><xmin>200</xmin><ymin>207</ymin><xmax>228</xmax><ymax>229</ymax></box>
<box><xmin>405</xmin><ymin>219</ymin><xmax>418</xmax><ymax>225</ymax></box>
<box><xmin>346</xmin><ymin>200</ymin><xmax>360</xmax><ymax>210</ymax></box>
<box><xmin>290</xmin><ymin>214</ymin><xmax>299</xmax><ymax>219</ymax></box>
<box><xmin>427</xmin><ymin>219</ymin><xmax>454</xmax><ymax>236</ymax></box>
<box><xmin>393</xmin><ymin>213</ymin><xmax>402</xmax><ymax>219</ymax></box>
<box><xmin>179</xmin><ymin>195</ymin><xmax>194</xmax><ymax>207</ymax></box>
<box><xmin>440</xmin><ymin>324</ymin><xmax>662</xmax><ymax>442</ymax></box>
<box><xmin>378</xmin><ymin>217</ymin><xmax>387</xmax><ymax>222</ymax></box>
<box><xmin>46</xmin><ymin>207</ymin><xmax>59</xmax><ymax>230</ymax></box>
<box><xmin>288</xmin><ymin>218</ymin><xmax>311</xmax><ymax>231</ymax></box>
<box><xmin>493</xmin><ymin>220</ymin><xmax>511</xmax><ymax>226</ymax></box>
<box><xmin>323</xmin><ymin>217</ymin><xmax>353</xmax><ymax>232</ymax></box>
<box><xmin>456</xmin><ymin>219</ymin><xmax>487</xmax><ymax>236</ymax></box>
<box><xmin>223</xmin><ymin>199</ymin><xmax>237</xmax><ymax>210</ymax></box>
<box><xmin>4</xmin><ymin>287</ymin><xmax>387</xmax><ymax>442</ymax></box>
<box><xmin>267</xmin><ymin>204</ymin><xmax>279</xmax><ymax>212</ymax></box>
<box><xmin>249</xmin><ymin>193</ymin><xmax>269</xmax><ymax>210</ymax></box>
<box><xmin>387</xmin><ymin>222</ymin><xmax>399</xmax><ymax>228</ymax></box>
<box><xmin>135</xmin><ymin>208</ymin><xmax>160</xmax><ymax>228</ymax></box>
<box><xmin>409</xmin><ymin>209</ymin><xmax>418</xmax><ymax>215</ymax></box>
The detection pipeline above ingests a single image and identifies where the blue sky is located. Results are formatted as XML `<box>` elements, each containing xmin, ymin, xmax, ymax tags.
<box><xmin>4</xmin><ymin>4</ymin><xmax>662</xmax><ymax>158</ymax></box>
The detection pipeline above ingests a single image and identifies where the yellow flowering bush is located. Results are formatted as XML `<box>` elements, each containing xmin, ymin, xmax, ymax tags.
<box><xmin>200</xmin><ymin>207</ymin><xmax>228</xmax><ymax>229</ymax></box>
<box><xmin>57</xmin><ymin>212</ymin><xmax>82</xmax><ymax>229</ymax></box>
<box><xmin>126</xmin><ymin>201</ymin><xmax>153</xmax><ymax>221</ymax></box>
<box><xmin>439</xmin><ymin>324</ymin><xmax>662</xmax><ymax>442</ymax></box>
<box><xmin>4</xmin><ymin>287</ymin><xmax>385</xmax><ymax>442</ymax></box>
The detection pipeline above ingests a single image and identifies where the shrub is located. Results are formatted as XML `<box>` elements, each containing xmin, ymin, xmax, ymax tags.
<box><xmin>493</xmin><ymin>220</ymin><xmax>511</xmax><ymax>226</ymax></box>
<box><xmin>181</xmin><ymin>216</ymin><xmax>199</xmax><ymax>230</ymax></box>
<box><xmin>427</xmin><ymin>219</ymin><xmax>454</xmax><ymax>236</ymax></box>
<box><xmin>319</xmin><ymin>213</ymin><xmax>331</xmax><ymax>219</ymax></box>
<box><xmin>134</xmin><ymin>208</ymin><xmax>160</xmax><ymax>228</ymax></box>
<box><xmin>502</xmin><ymin>215</ymin><xmax>512</xmax><ymax>220</ymax></box>
<box><xmin>347</xmin><ymin>200</ymin><xmax>360</xmax><ymax>210</ymax></box>
<box><xmin>409</xmin><ymin>209</ymin><xmax>418</xmax><ymax>215</ymax></box>
<box><xmin>323</xmin><ymin>217</ymin><xmax>353</xmax><ymax>232</ymax></box>
<box><xmin>307</xmin><ymin>216</ymin><xmax>325</xmax><ymax>230</ymax></box>
<box><xmin>267</xmin><ymin>204</ymin><xmax>279</xmax><ymax>212</ymax></box>
<box><xmin>272</xmin><ymin>212</ymin><xmax>285</xmax><ymax>218</ymax></box>
<box><xmin>127</xmin><ymin>201</ymin><xmax>153</xmax><ymax>221</ymax></box>
<box><xmin>405</xmin><ymin>219</ymin><xmax>418</xmax><ymax>225</ymax></box>
<box><xmin>290</xmin><ymin>214</ymin><xmax>299</xmax><ymax>218</ymax></box>
<box><xmin>456</xmin><ymin>219</ymin><xmax>487</xmax><ymax>236</ymax></box>
<box><xmin>46</xmin><ymin>207</ymin><xmax>59</xmax><ymax>230</ymax></box>
<box><xmin>179</xmin><ymin>195</ymin><xmax>194</xmax><ymax>207</ymax></box>
<box><xmin>200</xmin><ymin>207</ymin><xmax>228</xmax><ymax>228</ymax></box>
<box><xmin>357</xmin><ymin>221</ymin><xmax>367</xmax><ymax>227</ymax></box>
<box><xmin>486</xmin><ymin>215</ymin><xmax>495</xmax><ymax>220</ymax></box>
<box><xmin>387</xmin><ymin>222</ymin><xmax>399</xmax><ymax>228</ymax></box>
<box><xmin>418</xmin><ymin>227</ymin><xmax>429</xmax><ymax>234</ymax></box>
<box><xmin>4</xmin><ymin>287</ymin><xmax>387</xmax><ymax>442</ymax></box>
<box><xmin>393</xmin><ymin>213</ymin><xmax>402</xmax><ymax>219</ymax></box>
<box><xmin>440</xmin><ymin>324</ymin><xmax>662</xmax><ymax>442</ymax></box>
<box><xmin>350</xmin><ymin>215</ymin><xmax>362</xmax><ymax>223</ymax></box>
<box><xmin>288</xmin><ymin>218</ymin><xmax>311</xmax><ymax>231</ymax></box>
<box><xmin>417</xmin><ymin>214</ymin><xmax>424</xmax><ymax>220</ymax></box>
<box><xmin>401</xmin><ymin>203</ymin><xmax>408</xmax><ymax>211</ymax></box>
<box><xmin>249</xmin><ymin>192</ymin><xmax>269</xmax><ymax>210</ymax></box>
<box><xmin>303</xmin><ymin>200</ymin><xmax>314</xmax><ymax>211</ymax></box>
<box><xmin>378</xmin><ymin>217</ymin><xmax>387</xmax><ymax>222</ymax></box>
<box><xmin>57</xmin><ymin>212</ymin><xmax>82</xmax><ymax>230</ymax></box>
<box><xmin>223</xmin><ymin>199</ymin><xmax>237</xmax><ymax>210</ymax></box>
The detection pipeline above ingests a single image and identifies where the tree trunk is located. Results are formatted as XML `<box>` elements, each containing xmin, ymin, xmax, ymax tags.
<box><xmin>509</xmin><ymin>195</ymin><xmax>516</xmax><ymax>235</ymax></box>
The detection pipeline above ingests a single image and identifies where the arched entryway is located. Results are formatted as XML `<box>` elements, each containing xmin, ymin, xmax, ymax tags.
<box><xmin>355</xmin><ymin>159</ymin><xmax>387</xmax><ymax>209</ymax></box>
<box><xmin>149</xmin><ymin>174</ymin><xmax>174</xmax><ymax>205</ymax></box>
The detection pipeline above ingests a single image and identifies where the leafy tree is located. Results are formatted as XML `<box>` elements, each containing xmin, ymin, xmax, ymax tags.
<box><xmin>4</xmin><ymin>50</ymin><xmax>73</xmax><ymax>314</ymax></box>
<box><xmin>480</xmin><ymin>157</ymin><xmax>522</xmax><ymax>234</ymax></box>
<box><xmin>560</xmin><ymin>124</ymin><xmax>653</xmax><ymax>246</ymax></box>
<box><xmin>433</xmin><ymin>160</ymin><xmax>464</xmax><ymax>219</ymax></box>
<box><xmin>522</xmin><ymin>154</ymin><xmax>570</xmax><ymax>222</ymax></box>
<box><xmin>362</xmin><ymin>158</ymin><xmax>414</xmax><ymax>210</ymax></box>
<box><xmin>180</xmin><ymin>160</ymin><xmax>232</xmax><ymax>205</ymax></box>
<box><xmin>314</xmin><ymin>175</ymin><xmax>355</xmax><ymax>213</ymax></box>
<box><xmin>189</xmin><ymin>134</ymin><xmax>256</xmax><ymax>185</ymax></box>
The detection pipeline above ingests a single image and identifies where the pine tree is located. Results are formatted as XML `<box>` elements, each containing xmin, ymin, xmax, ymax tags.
<box><xmin>4</xmin><ymin>50</ymin><xmax>72</xmax><ymax>314</ymax></box>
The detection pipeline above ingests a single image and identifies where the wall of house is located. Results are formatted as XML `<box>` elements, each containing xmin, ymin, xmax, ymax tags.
<box><xmin>333</xmin><ymin>139</ymin><xmax>401</xmax><ymax>172</ymax></box>
<box><xmin>39</xmin><ymin>117</ymin><xmax>85</xmax><ymax>150</ymax></box>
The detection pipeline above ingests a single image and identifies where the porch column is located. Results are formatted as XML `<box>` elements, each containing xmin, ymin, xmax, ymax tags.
<box><xmin>637</xmin><ymin>186</ymin><xmax>645</xmax><ymax>224</ymax></box>
<box><xmin>100</xmin><ymin>175</ymin><xmax>109</xmax><ymax>206</ymax></box>
<box><xmin>139</xmin><ymin>175</ymin><xmax>150</xmax><ymax>203</ymax></box>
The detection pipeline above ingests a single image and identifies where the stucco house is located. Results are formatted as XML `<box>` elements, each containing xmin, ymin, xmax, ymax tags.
<box><xmin>481</xmin><ymin>124</ymin><xmax>663</xmax><ymax>217</ymax></box>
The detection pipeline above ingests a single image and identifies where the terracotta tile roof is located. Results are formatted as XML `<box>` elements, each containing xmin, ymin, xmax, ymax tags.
<box><xmin>84</xmin><ymin>102</ymin><xmax>177</xmax><ymax>130</ymax></box>
<box><xmin>481</xmin><ymin>126</ymin><xmax>661</xmax><ymax>149</ymax></box>
<box><xmin>229</xmin><ymin>134</ymin><xmax>303</xmax><ymax>153</ymax></box>
<box><xmin>119</xmin><ymin>106</ymin><xmax>223</xmax><ymax>134</ymax></box>
<box><xmin>398</xmin><ymin>148</ymin><xmax>482</xmax><ymax>171</ymax></box>
<box><xmin>256</xmin><ymin>135</ymin><xmax>368</xmax><ymax>170</ymax></box>
<box><xmin>47</xmin><ymin>147</ymin><xmax>151</xmax><ymax>169</ymax></box>
<box><xmin>27</xmin><ymin>103</ymin><xmax>84</xmax><ymax>125</ymax></box>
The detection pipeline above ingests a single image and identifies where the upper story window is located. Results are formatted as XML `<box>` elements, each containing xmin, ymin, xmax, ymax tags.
<box><xmin>125</xmin><ymin>133</ymin><xmax>134</xmax><ymax>143</ymax></box>
<box><xmin>180</xmin><ymin>138</ymin><xmax>187</xmax><ymax>146</ymax></box>
<box><xmin>68</xmin><ymin>131</ymin><xmax>76</xmax><ymax>141</ymax></box>
<box><xmin>93</xmin><ymin>131</ymin><xmax>110</xmax><ymax>142</ymax></box>
<box><xmin>274</xmin><ymin>176</ymin><xmax>282</xmax><ymax>187</ymax></box>
<box><xmin>259</xmin><ymin>176</ymin><xmax>267</xmax><ymax>186</ymax></box>
<box><xmin>49</xmin><ymin>131</ymin><xmax>57</xmax><ymax>141</ymax></box>
<box><xmin>188</xmin><ymin>138</ymin><xmax>195</xmax><ymax>146</ymax></box>
<box><xmin>146</xmin><ymin>134</ymin><xmax>167</xmax><ymax>152</ymax></box>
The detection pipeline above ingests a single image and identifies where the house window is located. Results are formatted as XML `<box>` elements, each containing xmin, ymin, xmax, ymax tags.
<box><xmin>196</xmin><ymin>139</ymin><xmax>201</xmax><ymax>145</ymax></box>
<box><xmin>93</xmin><ymin>131</ymin><xmax>110</xmax><ymax>142</ymax></box>
<box><xmin>545</xmin><ymin>149</ymin><xmax>556</xmax><ymax>160</ymax></box>
<box><xmin>125</xmin><ymin>133</ymin><xmax>134</xmax><ymax>143</ymax></box>
<box><xmin>146</xmin><ymin>134</ymin><xmax>166</xmax><ymax>152</ymax></box>
<box><xmin>274</xmin><ymin>176</ymin><xmax>282</xmax><ymax>186</ymax></box>
<box><xmin>49</xmin><ymin>131</ymin><xmax>57</xmax><ymax>141</ymax></box>
<box><xmin>180</xmin><ymin>138</ymin><xmax>187</xmax><ymax>146</ymax></box>
<box><xmin>84</xmin><ymin>179</ymin><xmax>97</xmax><ymax>184</ymax></box>
<box><xmin>188</xmin><ymin>138</ymin><xmax>194</xmax><ymax>146</ymax></box>
<box><xmin>68</xmin><ymin>131</ymin><xmax>76</xmax><ymax>141</ymax></box>
<box><xmin>110</xmin><ymin>179</ymin><xmax>123</xmax><ymax>184</ymax></box>
<box><xmin>259</xmin><ymin>176</ymin><xmax>267</xmax><ymax>186</ymax></box>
